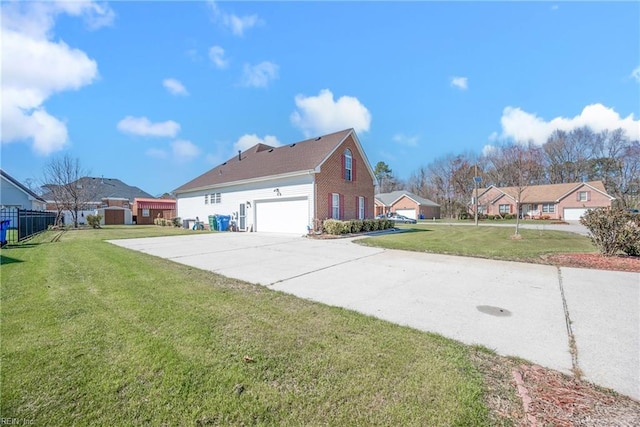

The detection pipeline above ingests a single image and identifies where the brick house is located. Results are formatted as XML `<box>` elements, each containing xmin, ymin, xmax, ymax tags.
<box><xmin>41</xmin><ymin>177</ymin><xmax>154</xmax><ymax>225</ymax></box>
<box><xmin>375</xmin><ymin>191</ymin><xmax>441</xmax><ymax>220</ymax></box>
<box><xmin>174</xmin><ymin>129</ymin><xmax>376</xmax><ymax>233</ymax></box>
<box><xmin>472</xmin><ymin>181</ymin><xmax>615</xmax><ymax>221</ymax></box>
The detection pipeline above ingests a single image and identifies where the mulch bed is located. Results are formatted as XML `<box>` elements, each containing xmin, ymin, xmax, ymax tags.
<box><xmin>545</xmin><ymin>253</ymin><xmax>640</xmax><ymax>273</ymax></box>
<box><xmin>472</xmin><ymin>350</ymin><xmax>640</xmax><ymax>427</ymax></box>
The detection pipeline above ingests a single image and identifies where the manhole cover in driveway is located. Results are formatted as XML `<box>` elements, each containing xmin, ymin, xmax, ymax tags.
<box><xmin>476</xmin><ymin>305</ymin><xmax>512</xmax><ymax>317</ymax></box>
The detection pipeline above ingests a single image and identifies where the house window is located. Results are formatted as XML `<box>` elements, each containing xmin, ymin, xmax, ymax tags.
<box><xmin>578</xmin><ymin>191</ymin><xmax>589</xmax><ymax>202</ymax></box>
<box><xmin>332</xmin><ymin>193</ymin><xmax>340</xmax><ymax>219</ymax></box>
<box><xmin>542</xmin><ymin>203</ymin><xmax>555</xmax><ymax>213</ymax></box>
<box><xmin>211</xmin><ymin>193</ymin><xmax>221</xmax><ymax>204</ymax></box>
<box><xmin>478</xmin><ymin>206</ymin><xmax>487</xmax><ymax>214</ymax></box>
<box><xmin>204</xmin><ymin>194</ymin><xmax>209</xmax><ymax>205</ymax></box>
<box><xmin>142</xmin><ymin>209</ymin><xmax>150</xmax><ymax>217</ymax></box>
<box><xmin>499</xmin><ymin>204</ymin><xmax>511</xmax><ymax>214</ymax></box>
<box><xmin>344</xmin><ymin>149</ymin><xmax>352</xmax><ymax>181</ymax></box>
<box><xmin>358</xmin><ymin>196</ymin><xmax>365</xmax><ymax>220</ymax></box>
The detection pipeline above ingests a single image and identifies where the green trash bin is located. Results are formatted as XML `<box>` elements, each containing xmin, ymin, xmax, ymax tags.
<box><xmin>208</xmin><ymin>215</ymin><xmax>218</xmax><ymax>231</ymax></box>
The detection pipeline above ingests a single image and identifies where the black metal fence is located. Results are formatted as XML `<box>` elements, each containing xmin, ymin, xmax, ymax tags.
<box><xmin>0</xmin><ymin>208</ymin><xmax>57</xmax><ymax>245</ymax></box>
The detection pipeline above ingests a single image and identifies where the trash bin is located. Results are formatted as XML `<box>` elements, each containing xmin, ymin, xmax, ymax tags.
<box><xmin>216</xmin><ymin>215</ymin><xmax>231</xmax><ymax>231</ymax></box>
<box><xmin>208</xmin><ymin>215</ymin><xmax>218</xmax><ymax>231</ymax></box>
<box><xmin>1</xmin><ymin>219</ymin><xmax>11</xmax><ymax>247</ymax></box>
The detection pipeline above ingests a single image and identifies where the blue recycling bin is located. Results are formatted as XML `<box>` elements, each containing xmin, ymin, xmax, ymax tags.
<box><xmin>1</xmin><ymin>219</ymin><xmax>11</xmax><ymax>247</ymax></box>
<box><xmin>216</xmin><ymin>215</ymin><xmax>231</xmax><ymax>231</ymax></box>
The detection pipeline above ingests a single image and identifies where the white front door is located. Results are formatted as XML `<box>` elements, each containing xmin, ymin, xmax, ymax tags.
<box><xmin>239</xmin><ymin>203</ymin><xmax>246</xmax><ymax>230</ymax></box>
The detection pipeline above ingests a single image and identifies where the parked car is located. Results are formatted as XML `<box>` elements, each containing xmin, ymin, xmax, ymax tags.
<box><xmin>387</xmin><ymin>213</ymin><xmax>417</xmax><ymax>224</ymax></box>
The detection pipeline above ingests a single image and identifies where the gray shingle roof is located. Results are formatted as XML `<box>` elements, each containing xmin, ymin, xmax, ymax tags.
<box><xmin>375</xmin><ymin>191</ymin><xmax>440</xmax><ymax>207</ymax></box>
<box><xmin>174</xmin><ymin>129</ymin><xmax>356</xmax><ymax>193</ymax></box>
<box><xmin>41</xmin><ymin>177</ymin><xmax>153</xmax><ymax>202</ymax></box>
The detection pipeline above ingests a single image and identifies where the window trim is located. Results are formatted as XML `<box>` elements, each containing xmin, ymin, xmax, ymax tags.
<box><xmin>344</xmin><ymin>149</ymin><xmax>352</xmax><ymax>181</ymax></box>
<box><xmin>578</xmin><ymin>191</ymin><xmax>589</xmax><ymax>202</ymax></box>
<box><xmin>499</xmin><ymin>204</ymin><xmax>511</xmax><ymax>214</ymax></box>
<box><xmin>332</xmin><ymin>193</ymin><xmax>340</xmax><ymax>219</ymax></box>
<box><xmin>358</xmin><ymin>196</ymin><xmax>365</xmax><ymax>220</ymax></box>
<box><xmin>542</xmin><ymin>203</ymin><xmax>555</xmax><ymax>213</ymax></box>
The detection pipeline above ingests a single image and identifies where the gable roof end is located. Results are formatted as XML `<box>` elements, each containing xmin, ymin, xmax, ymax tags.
<box><xmin>1</xmin><ymin>169</ymin><xmax>46</xmax><ymax>202</ymax></box>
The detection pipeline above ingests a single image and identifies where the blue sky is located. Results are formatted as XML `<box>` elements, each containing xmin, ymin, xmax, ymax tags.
<box><xmin>2</xmin><ymin>1</ymin><xmax>639</xmax><ymax>196</ymax></box>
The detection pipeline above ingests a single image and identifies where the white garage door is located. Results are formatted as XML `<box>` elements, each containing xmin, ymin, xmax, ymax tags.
<box><xmin>396</xmin><ymin>209</ymin><xmax>416</xmax><ymax>219</ymax></box>
<box><xmin>563</xmin><ymin>208</ymin><xmax>588</xmax><ymax>221</ymax></box>
<box><xmin>255</xmin><ymin>197</ymin><xmax>309</xmax><ymax>234</ymax></box>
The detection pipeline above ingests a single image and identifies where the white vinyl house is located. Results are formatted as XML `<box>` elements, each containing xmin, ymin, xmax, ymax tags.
<box><xmin>1</xmin><ymin>169</ymin><xmax>46</xmax><ymax>210</ymax></box>
<box><xmin>174</xmin><ymin>129</ymin><xmax>377</xmax><ymax>234</ymax></box>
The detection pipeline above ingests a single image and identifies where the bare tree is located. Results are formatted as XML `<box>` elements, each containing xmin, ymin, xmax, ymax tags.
<box><xmin>486</xmin><ymin>141</ymin><xmax>543</xmax><ymax>235</ymax></box>
<box><xmin>42</xmin><ymin>155</ymin><xmax>96</xmax><ymax>228</ymax></box>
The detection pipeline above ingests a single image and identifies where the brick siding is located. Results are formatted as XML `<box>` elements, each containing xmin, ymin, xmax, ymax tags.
<box><xmin>315</xmin><ymin>134</ymin><xmax>375</xmax><ymax>220</ymax></box>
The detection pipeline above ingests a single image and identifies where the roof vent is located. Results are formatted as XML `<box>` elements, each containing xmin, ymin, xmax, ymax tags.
<box><xmin>238</xmin><ymin>150</ymin><xmax>242</xmax><ymax>161</ymax></box>
<box><xmin>222</xmin><ymin>162</ymin><xmax>227</xmax><ymax>165</ymax></box>
<box><xmin>268</xmin><ymin>148</ymin><xmax>274</xmax><ymax>152</ymax></box>
<box><xmin>290</xmin><ymin>143</ymin><xmax>296</xmax><ymax>147</ymax></box>
<box><xmin>315</xmin><ymin>137</ymin><xmax>322</xmax><ymax>141</ymax></box>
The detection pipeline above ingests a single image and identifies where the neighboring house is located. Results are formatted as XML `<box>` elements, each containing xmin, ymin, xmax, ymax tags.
<box><xmin>174</xmin><ymin>128</ymin><xmax>376</xmax><ymax>234</ymax></box>
<box><xmin>375</xmin><ymin>191</ymin><xmax>441</xmax><ymax>220</ymax></box>
<box><xmin>0</xmin><ymin>169</ymin><xmax>46</xmax><ymax>210</ymax></box>
<box><xmin>41</xmin><ymin>177</ymin><xmax>154</xmax><ymax>226</ymax></box>
<box><xmin>133</xmin><ymin>197</ymin><xmax>177</xmax><ymax>225</ymax></box>
<box><xmin>472</xmin><ymin>181</ymin><xmax>615</xmax><ymax>221</ymax></box>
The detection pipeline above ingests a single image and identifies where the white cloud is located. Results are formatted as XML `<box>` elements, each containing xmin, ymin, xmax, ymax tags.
<box><xmin>551</xmin><ymin>5</ymin><xmax>559</xmax><ymax>11</ymax></box>
<box><xmin>241</xmin><ymin>61</ymin><xmax>279</xmax><ymax>88</ymax></box>
<box><xmin>392</xmin><ymin>133</ymin><xmax>419</xmax><ymax>147</ymax></box>
<box><xmin>162</xmin><ymin>78</ymin><xmax>189</xmax><ymax>96</ymax></box>
<box><xmin>291</xmin><ymin>89</ymin><xmax>372</xmax><ymax>138</ymax></box>
<box><xmin>450</xmin><ymin>76</ymin><xmax>468</xmax><ymax>90</ymax></box>
<box><xmin>117</xmin><ymin>116</ymin><xmax>181</xmax><ymax>138</ymax></box>
<box><xmin>171</xmin><ymin>139</ymin><xmax>200</xmax><ymax>161</ymax></box>
<box><xmin>631</xmin><ymin>66</ymin><xmax>640</xmax><ymax>83</ymax></box>
<box><xmin>208</xmin><ymin>1</ymin><xmax>261</xmax><ymax>36</ymax></box>
<box><xmin>495</xmin><ymin>103</ymin><xmax>639</xmax><ymax>145</ymax></box>
<box><xmin>233</xmin><ymin>134</ymin><xmax>282</xmax><ymax>153</ymax></box>
<box><xmin>208</xmin><ymin>45</ymin><xmax>228</xmax><ymax>69</ymax></box>
<box><xmin>0</xmin><ymin>1</ymin><xmax>112</xmax><ymax>155</ymax></box>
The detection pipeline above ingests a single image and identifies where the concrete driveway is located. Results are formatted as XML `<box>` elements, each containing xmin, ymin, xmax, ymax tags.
<box><xmin>110</xmin><ymin>232</ymin><xmax>639</xmax><ymax>400</ymax></box>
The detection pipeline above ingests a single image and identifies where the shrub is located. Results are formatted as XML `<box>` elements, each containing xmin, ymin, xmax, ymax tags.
<box><xmin>323</xmin><ymin>219</ymin><xmax>344</xmax><ymax>235</ymax></box>
<box><xmin>86</xmin><ymin>214</ymin><xmax>102</xmax><ymax>229</ymax></box>
<box><xmin>540</xmin><ymin>215</ymin><xmax>551</xmax><ymax>220</ymax></box>
<box><xmin>503</xmin><ymin>214</ymin><xmax>515</xmax><ymax>220</ymax></box>
<box><xmin>580</xmin><ymin>208</ymin><xmax>640</xmax><ymax>256</ymax></box>
<box><xmin>172</xmin><ymin>217</ymin><xmax>181</xmax><ymax>227</ymax></box>
<box><xmin>350</xmin><ymin>220</ymin><xmax>363</xmax><ymax>233</ymax></box>
<box><xmin>619</xmin><ymin>217</ymin><xmax>640</xmax><ymax>256</ymax></box>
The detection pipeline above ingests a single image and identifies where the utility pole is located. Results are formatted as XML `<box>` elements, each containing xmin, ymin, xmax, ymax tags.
<box><xmin>473</xmin><ymin>164</ymin><xmax>481</xmax><ymax>227</ymax></box>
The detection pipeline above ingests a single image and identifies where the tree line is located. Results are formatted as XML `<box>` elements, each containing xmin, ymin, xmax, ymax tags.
<box><xmin>375</xmin><ymin>126</ymin><xmax>640</xmax><ymax>219</ymax></box>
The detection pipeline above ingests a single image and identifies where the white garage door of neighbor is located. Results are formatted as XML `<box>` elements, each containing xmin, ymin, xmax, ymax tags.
<box><xmin>396</xmin><ymin>209</ymin><xmax>416</xmax><ymax>219</ymax></box>
<box><xmin>255</xmin><ymin>197</ymin><xmax>309</xmax><ymax>233</ymax></box>
<box><xmin>563</xmin><ymin>208</ymin><xmax>588</xmax><ymax>221</ymax></box>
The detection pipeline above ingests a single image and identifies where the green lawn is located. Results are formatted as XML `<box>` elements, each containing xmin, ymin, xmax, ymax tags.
<box><xmin>358</xmin><ymin>224</ymin><xmax>595</xmax><ymax>262</ymax></box>
<box><xmin>1</xmin><ymin>226</ymin><xmax>498</xmax><ymax>426</ymax></box>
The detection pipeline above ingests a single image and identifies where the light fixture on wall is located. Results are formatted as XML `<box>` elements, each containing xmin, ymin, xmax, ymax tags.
<box><xmin>246</xmin><ymin>201</ymin><xmax>251</xmax><ymax>208</ymax></box>
<box><xmin>274</xmin><ymin>188</ymin><xmax>281</xmax><ymax>196</ymax></box>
